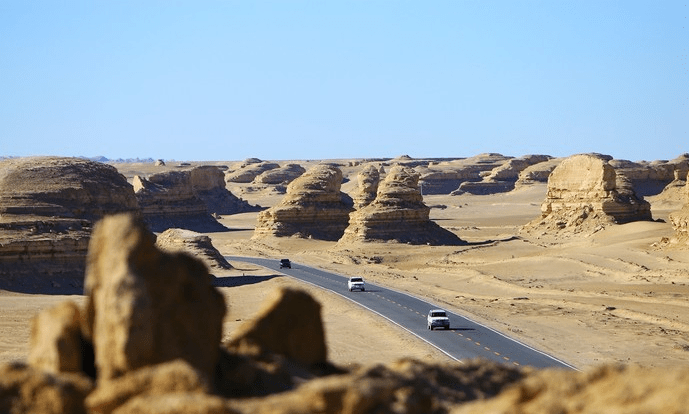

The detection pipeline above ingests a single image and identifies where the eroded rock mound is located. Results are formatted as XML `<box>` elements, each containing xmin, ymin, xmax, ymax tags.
<box><xmin>225</xmin><ymin>287</ymin><xmax>327</xmax><ymax>366</ymax></box>
<box><xmin>523</xmin><ymin>154</ymin><xmax>652</xmax><ymax>235</ymax></box>
<box><xmin>352</xmin><ymin>164</ymin><xmax>381</xmax><ymax>209</ymax></box>
<box><xmin>155</xmin><ymin>228</ymin><xmax>233</xmax><ymax>271</ymax></box>
<box><xmin>340</xmin><ymin>166</ymin><xmax>464</xmax><ymax>245</ymax></box>
<box><xmin>189</xmin><ymin>165</ymin><xmax>259</xmax><ymax>215</ymax></box>
<box><xmin>252</xmin><ymin>164</ymin><xmax>354</xmax><ymax>240</ymax></box>
<box><xmin>133</xmin><ymin>167</ymin><xmax>230</xmax><ymax>232</ymax></box>
<box><xmin>416</xmin><ymin>153</ymin><xmax>513</xmax><ymax>195</ymax></box>
<box><xmin>253</xmin><ymin>163</ymin><xmax>306</xmax><ymax>185</ymax></box>
<box><xmin>455</xmin><ymin>155</ymin><xmax>552</xmax><ymax>195</ymax></box>
<box><xmin>225</xmin><ymin>161</ymin><xmax>280</xmax><ymax>183</ymax></box>
<box><xmin>515</xmin><ymin>158</ymin><xmax>563</xmax><ymax>188</ymax></box>
<box><xmin>668</xmin><ymin>179</ymin><xmax>689</xmax><ymax>245</ymax></box>
<box><xmin>454</xmin><ymin>364</ymin><xmax>689</xmax><ymax>414</ymax></box>
<box><xmin>0</xmin><ymin>156</ymin><xmax>138</xmax><ymax>291</ymax></box>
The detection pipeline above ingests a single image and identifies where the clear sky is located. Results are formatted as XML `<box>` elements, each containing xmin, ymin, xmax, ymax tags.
<box><xmin>1</xmin><ymin>1</ymin><xmax>687</xmax><ymax>162</ymax></box>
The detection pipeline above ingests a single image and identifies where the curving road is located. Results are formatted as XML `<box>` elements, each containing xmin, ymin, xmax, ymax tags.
<box><xmin>226</xmin><ymin>256</ymin><xmax>576</xmax><ymax>370</ymax></box>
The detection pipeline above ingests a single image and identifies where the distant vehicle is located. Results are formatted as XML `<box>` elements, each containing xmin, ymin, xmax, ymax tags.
<box><xmin>279</xmin><ymin>259</ymin><xmax>291</xmax><ymax>269</ymax></box>
<box><xmin>427</xmin><ymin>309</ymin><xmax>450</xmax><ymax>330</ymax></box>
<box><xmin>347</xmin><ymin>277</ymin><xmax>365</xmax><ymax>292</ymax></box>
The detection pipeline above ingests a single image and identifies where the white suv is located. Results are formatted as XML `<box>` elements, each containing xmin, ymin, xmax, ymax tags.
<box><xmin>427</xmin><ymin>309</ymin><xmax>450</xmax><ymax>330</ymax></box>
<box><xmin>347</xmin><ymin>277</ymin><xmax>365</xmax><ymax>292</ymax></box>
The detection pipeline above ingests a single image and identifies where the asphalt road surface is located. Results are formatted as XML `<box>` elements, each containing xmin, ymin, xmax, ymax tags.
<box><xmin>225</xmin><ymin>256</ymin><xmax>576</xmax><ymax>370</ymax></box>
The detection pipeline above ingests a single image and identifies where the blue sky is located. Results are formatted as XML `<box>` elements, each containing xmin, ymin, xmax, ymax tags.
<box><xmin>1</xmin><ymin>1</ymin><xmax>687</xmax><ymax>162</ymax></box>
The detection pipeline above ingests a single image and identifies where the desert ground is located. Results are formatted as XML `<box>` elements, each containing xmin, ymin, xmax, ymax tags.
<box><xmin>1</xmin><ymin>159</ymin><xmax>688</xmax><ymax>372</ymax></box>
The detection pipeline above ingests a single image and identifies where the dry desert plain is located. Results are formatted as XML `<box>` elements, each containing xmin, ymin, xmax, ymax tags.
<box><xmin>2</xmin><ymin>159</ymin><xmax>689</xmax><ymax>372</ymax></box>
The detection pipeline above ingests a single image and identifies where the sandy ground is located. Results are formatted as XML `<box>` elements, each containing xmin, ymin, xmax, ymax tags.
<box><xmin>2</xmin><ymin>160</ymin><xmax>689</xmax><ymax>371</ymax></box>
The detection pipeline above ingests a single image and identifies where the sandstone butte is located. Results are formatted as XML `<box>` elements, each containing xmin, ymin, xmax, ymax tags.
<box><xmin>669</xmin><ymin>178</ymin><xmax>689</xmax><ymax>245</ymax></box>
<box><xmin>133</xmin><ymin>165</ymin><xmax>250</xmax><ymax>233</ymax></box>
<box><xmin>3</xmin><ymin>212</ymin><xmax>689</xmax><ymax>413</ymax></box>
<box><xmin>523</xmin><ymin>153</ymin><xmax>653</xmax><ymax>235</ymax></box>
<box><xmin>340</xmin><ymin>165</ymin><xmax>464</xmax><ymax>245</ymax></box>
<box><xmin>0</xmin><ymin>156</ymin><xmax>138</xmax><ymax>293</ymax></box>
<box><xmin>351</xmin><ymin>163</ymin><xmax>380</xmax><ymax>210</ymax></box>
<box><xmin>252</xmin><ymin>163</ymin><xmax>354</xmax><ymax>241</ymax></box>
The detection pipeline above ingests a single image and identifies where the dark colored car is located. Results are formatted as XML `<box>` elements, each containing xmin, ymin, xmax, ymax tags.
<box><xmin>279</xmin><ymin>259</ymin><xmax>291</xmax><ymax>269</ymax></box>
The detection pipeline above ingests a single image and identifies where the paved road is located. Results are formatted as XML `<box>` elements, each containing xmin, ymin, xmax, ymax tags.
<box><xmin>226</xmin><ymin>256</ymin><xmax>576</xmax><ymax>370</ymax></box>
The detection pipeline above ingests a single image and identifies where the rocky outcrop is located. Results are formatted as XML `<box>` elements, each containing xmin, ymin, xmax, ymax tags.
<box><xmin>252</xmin><ymin>164</ymin><xmax>354</xmax><ymax>241</ymax></box>
<box><xmin>133</xmin><ymin>167</ymin><xmax>231</xmax><ymax>232</ymax></box>
<box><xmin>0</xmin><ymin>156</ymin><xmax>138</xmax><ymax>292</ymax></box>
<box><xmin>83</xmin><ymin>214</ymin><xmax>226</xmax><ymax>382</ymax></box>
<box><xmin>454</xmin><ymin>155</ymin><xmax>552</xmax><ymax>195</ymax></box>
<box><xmin>416</xmin><ymin>153</ymin><xmax>512</xmax><ymax>195</ymax></box>
<box><xmin>609</xmin><ymin>156</ymin><xmax>688</xmax><ymax>197</ymax></box>
<box><xmin>669</xmin><ymin>179</ymin><xmax>689</xmax><ymax>244</ymax></box>
<box><xmin>454</xmin><ymin>364</ymin><xmax>689</xmax><ymax>414</ymax></box>
<box><xmin>352</xmin><ymin>164</ymin><xmax>380</xmax><ymax>209</ymax></box>
<box><xmin>523</xmin><ymin>154</ymin><xmax>652</xmax><ymax>235</ymax></box>
<box><xmin>8</xmin><ymin>210</ymin><xmax>689</xmax><ymax>413</ymax></box>
<box><xmin>155</xmin><ymin>228</ymin><xmax>233</xmax><ymax>271</ymax></box>
<box><xmin>253</xmin><ymin>163</ymin><xmax>306</xmax><ymax>185</ymax></box>
<box><xmin>515</xmin><ymin>158</ymin><xmax>563</xmax><ymax>188</ymax></box>
<box><xmin>189</xmin><ymin>165</ymin><xmax>259</xmax><ymax>215</ymax></box>
<box><xmin>225</xmin><ymin>287</ymin><xmax>327</xmax><ymax>366</ymax></box>
<box><xmin>225</xmin><ymin>162</ymin><xmax>280</xmax><ymax>183</ymax></box>
<box><xmin>340</xmin><ymin>166</ymin><xmax>464</xmax><ymax>245</ymax></box>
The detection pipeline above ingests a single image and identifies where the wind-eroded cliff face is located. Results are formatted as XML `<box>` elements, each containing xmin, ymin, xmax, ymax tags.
<box><xmin>340</xmin><ymin>166</ymin><xmax>464</xmax><ymax>245</ymax></box>
<box><xmin>252</xmin><ymin>164</ymin><xmax>353</xmax><ymax>241</ymax></box>
<box><xmin>0</xmin><ymin>157</ymin><xmax>138</xmax><ymax>291</ymax></box>
<box><xmin>134</xmin><ymin>165</ymin><xmax>254</xmax><ymax>232</ymax></box>
<box><xmin>523</xmin><ymin>154</ymin><xmax>652</xmax><ymax>235</ymax></box>
<box><xmin>669</xmin><ymin>179</ymin><xmax>689</xmax><ymax>244</ymax></box>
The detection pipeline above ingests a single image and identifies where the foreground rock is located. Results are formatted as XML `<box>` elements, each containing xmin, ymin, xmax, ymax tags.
<box><xmin>340</xmin><ymin>166</ymin><xmax>464</xmax><ymax>245</ymax></box>
<box><xmin>0</xmin><ymin>156</ymin><xmax>138</xmax><ymax>292</ymax></box>
<box><xmin>6</xmin><ymin>211</ymin><xmax>689</xmax><ymax>412</ymax></box>
<box><xmin>523</xmin><ymin>154</ymin><xmax>652</xmax><ymax>236</ymax></box>
<box><xmin>252</xmin><ymin>164</ymin><xmax>353</xmax><ymax>240</ymax></box>
<box><xmin>225</xmin><ymin>287</ymin><xmax>327</xmax><ymax>366</ymax></box>
<box><xmin>133</xmin><ymin>167</ymin><xmax>232</xmax><ymax>232</ymax></box>
<box><xmin>453</xmin><ymin>364</ymin><xmax>689</xmax><ymax>414</ymax></box>
<box><xmin>84</xmin><ymin>213</ymin><xmax>226</xmax><ymax>382</ymax></box>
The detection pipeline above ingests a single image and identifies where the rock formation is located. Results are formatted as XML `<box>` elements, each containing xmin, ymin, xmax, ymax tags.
<box><xmin>225</xmin><ymin>287</ymin><xmax>327</xmax><ymax>366</ymax></box>
<box><xmin>453</xmin><ymin>155</ymin><xmax>552</xmax><ymax>195</ymax></box>
<box><xmin>668</xmin><ymin>179</ymin><xmax>689</xmax><ymax>245</ymax></box>
<box><xmin>253</xmin><ymin>163</ymin><xmax>306</xmax><ymax>185</ymax></box>
<box><xmin>514</xmin><ymin>158</ymin><xmax>563</xmax><ymax>188</ymax></box>
<box><xmin>523</xmin><ymin>154</ymin><xmax>653</xmax><ymax>235</ymax></box>
<box><xmin>155</xmin><ymin>228</ymin><xmax>233</xmax><ymax>271</ymax></box>
<box><xmin>351</xmin><ymin>164</ymin><xmax>381</xmax><ymax>209</ymax></box>
<box><xmin>225</xmin><ymin>161</ymin><xmax>280</xmax><ymax>183</ymax></box>
<box><xmin>6</xmin><ymin>211</ymin><xmax>689</xmax><ymax>413</ymax></box>
<box><xmin>252</xmin><ymin>164</ymin><xmax>354</xmax><ymax>241</ymax></box>
<box><xmin>0</xmin><ymin>156</ymin><xmax>139</xmax><ymax>292</ymax></box>
<box><xmin>188</xmin><ymin>165</ymin><xmax>259</xmax><ymax>215</ymax></box>
<box><xmin>415</xmin><ymin>153</ymin><xmax>513</xmax><ymax>195</ymax></box>
<box><xmin>83</xmin><ymin>214</ymin><xmax>227</xmax><ymax>382</ymax></box>
<box><xmin>339</xmin><ymin>166</ymin><xmax>464</xmax><ymax>245</ymax></box>
<box><xmin>133</xmin><ymin>166</ymin><xmax>236</xmax><ymax>232</ymax></box>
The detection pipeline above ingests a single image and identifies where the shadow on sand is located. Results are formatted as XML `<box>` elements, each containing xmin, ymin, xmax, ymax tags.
<box><xmin>212</xmin><ymin>274</ymin><xmax>280</xmax><ymax>288</ymax></box>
